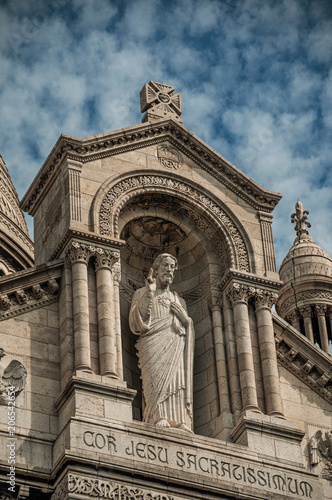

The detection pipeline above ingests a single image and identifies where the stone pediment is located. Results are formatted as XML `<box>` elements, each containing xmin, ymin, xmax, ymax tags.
<box><xmin>273</xmin><ymin>312</ymin><xmax>332</xmax><ymax>405</ymax></box>
<box><xmin>20</xmin><ymin>118</ymin><xmax>282</xmax><ymax>216</ymax></box>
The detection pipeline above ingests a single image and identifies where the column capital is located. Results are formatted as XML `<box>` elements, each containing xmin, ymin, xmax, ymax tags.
<box><xmin>254</xmin><ymin>289</ymin><xmax>278</xmax><ymax>311</ymax></box>
<box><xmin>112</xmin><ymin>261</ymin><xmax>121</xmax><ymax>284</ymax></box>
<box><xmin>226</xmin><ymin>283</ymin><xmax>255</xmax><ymax>305</ymax></box>
<box><xmin>299</xmin><ymin>305</ymin><xmax>312</xmax><ymax>319</ymax></box>
<box><xmin>208</xmin><ymin>290</ymin><xmax>222</xmax><ymax>312</ymax></box>
<box><xmin>315</xmin><ymin>304</ymin><xmax>328</xmax><ymax>316</ymax></box>
<box><xmin>94</xmin><ymin>249</ymin><xmax>120</xmax><ymax>271</ymax></box>
<box><xmin>287</xmin><ymin>309</ymin><xmax>300</xmax><ymax>324</ymax></box>
<box><xmin>66</xmin><ymin>241</ymin><xmax>97</xmax><ymax>265</ymax></box>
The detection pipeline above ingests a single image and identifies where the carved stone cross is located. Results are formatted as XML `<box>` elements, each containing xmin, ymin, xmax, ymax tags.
<box><xmin>140</xmin><ymin>81</ymin><xmax>182</xmax><ymax>123</ymax></box>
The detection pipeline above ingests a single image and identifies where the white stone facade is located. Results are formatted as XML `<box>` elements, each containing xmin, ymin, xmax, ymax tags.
<box><xmin>0</xmin><ymin>83</ymin><xmax>331</xmax><ymax>500</ymax></box>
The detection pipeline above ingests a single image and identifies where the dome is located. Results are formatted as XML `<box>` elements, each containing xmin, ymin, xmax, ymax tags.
<box><xmin>0</xmin><ymin>155</ymin><xmax>34</xmax><ymax>275</ymax></box>
<box><xmin>276</xmin><ymin>201</ymin><xmax>332</xmax><ymax>354</ymax></box>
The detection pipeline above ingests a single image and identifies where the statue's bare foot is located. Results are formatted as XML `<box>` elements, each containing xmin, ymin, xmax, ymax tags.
<box><xmin>156</xmin><ymin>419</ymin><xmax>170</xmax><ymax>428</ymax></box>
<box><xmin>178</xmin><ymin>423</ymin><xmax>193</xmax><ymax>433</ymax></box>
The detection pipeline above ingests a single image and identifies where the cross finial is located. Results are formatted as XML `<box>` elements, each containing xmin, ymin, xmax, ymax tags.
<box><xmin>291</xmin><ymin>201</ymin><xmax>313</xmax><ymax>242</ymax></box>
<box><xmin>140</xmin><ymin>81</ymin><xmax>182</xmax><ymax>123</ymax></box>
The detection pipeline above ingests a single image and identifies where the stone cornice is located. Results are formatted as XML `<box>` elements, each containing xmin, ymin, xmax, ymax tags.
<box><xmin>50</xmin><ymin>228</ymin><xmax>125</xmax><ymax>261</ymax></box>
<box><xmin>21</xmin><ymin>119</ymin><xmax>282</xmax><ymax>216</ymax></box>
<box><xmin>0</xmin><ymin>260</ymin><xmax>63</xmax><ymax>321</ymax></box>
<box><xmin>273</xmin><ymin>312</ymin><xmax>332</xmax><ymax>405</ymax></box>
<box><xmin>220</xmin><ymin>268</ymin><xmax>283</xmax><ymax>292</ymax></box>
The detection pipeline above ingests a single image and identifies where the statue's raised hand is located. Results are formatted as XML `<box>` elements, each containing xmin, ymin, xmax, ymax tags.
<box><xmin>145</xmin><ymin>268</ymin><xmax>156</xmax><ymax>293</ymax></box>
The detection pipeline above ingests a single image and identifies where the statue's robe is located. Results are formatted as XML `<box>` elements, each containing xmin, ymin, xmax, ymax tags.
<box><xmin>129</xmin><ymin>287</ymin><xmax>194</xmax><ymax>429</ymax></box>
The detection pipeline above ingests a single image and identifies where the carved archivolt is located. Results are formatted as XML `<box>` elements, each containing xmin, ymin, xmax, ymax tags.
<box><xmin>52</xmin><ymin>474</ymin><xmax>175</xmax><ymax>500</ymax></box>
<box><xmin>278</xmin><ymin>291</ymin><xmax>332</xmax><ymax>317</ymax></box>
<box><xmin>98</xmin><ymin>174</ymin><xmax>250</xmax><ymax>272</ymax></box>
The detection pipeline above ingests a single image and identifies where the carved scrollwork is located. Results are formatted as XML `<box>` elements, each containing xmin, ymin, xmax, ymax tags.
<box><xmin>32</xmin><ymin>284</ymin><xmax>45</xmax><ymax>300</ymax></box>
<box><xmin>15</xmin><ymin>289</ymin><xmax>28</xmax><ymax>305</ymax></box>
<box><xmin>60</xmin><ymin>473</ymin><xmax>175</xmax><ymax>500</ymax></box>
<box><xmin>0</xmin><ymin>294</ymin><xmax>12</xmax><ymax>310</ymax></box>
<box><xmin>48</xmin><ymin>279</ymin><xmax>59</xmax><ymax>295</ymax></box>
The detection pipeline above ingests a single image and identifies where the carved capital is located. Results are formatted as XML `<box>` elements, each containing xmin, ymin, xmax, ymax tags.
<box><xmin>315</xmin><ymin>304</ymin><xmax>328</xmax><ymax>316</ymax></box>
<box><xmin>254</xmin><ymin>289</ymin><xmax>278</xmax><ymax>311</ymax></box>
<box><xmin>66</xmin><ymin>241</ymin><xmax>96</xmax><ymax>265</ymax></box>
<box><xmin>208</xmin><ymin>290</ymin><xmax>222</xmax><ymax>312</ymax></box>
<box><xmin>0</xmin><ymin>294</ymin><xmax>12</xmax><ymax>310</ymax></box>
<box><xmin>299</xmin><ymin>306</ymin><xmax>312</xmax><ymax>319</ymax></box>
<box><xmin>112</xmin><ymin>262</ymin><xmax>121</xmax><ymax>284</ymax></box>
<box><xmin>15</xmin><ymin>289</ymin><xmax>28</xmax><ymax>305</ymax></box>
<box><xmin>226</xmin><ymin>283</ymin><xmax>255</xmax><ymax>305</ymax></box>
<box><xmin>94</xmin><ymin>249</ymin><xmax>120</xmax><ymax>271</ymax></box>
<box><xmin>287</xmin><ymin>309</ymin><xmax>300</xmax><ymax>324</ymax></box>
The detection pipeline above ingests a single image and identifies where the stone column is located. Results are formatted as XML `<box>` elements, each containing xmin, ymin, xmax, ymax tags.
<box><xmin>208</xmin><ymin>292</ymin><xmax>230</xmax><ymax>414</ymax></box>
<box><xmin>66</xmin><ymin>242</ymin><xmax>94</xmax><ymax>372</ymax></box>
<box><xmin>254</xmin><ymin>290</ymin><xmax>283</xmax><ymax>417</ymax></box>
<box><xmin>315</xmin><ymin>305</ymin><xmax>329</xmax><ymax>354</ymax></box>
<box><xmin>112</xmin><ymin>261</ymin><xmax>123</xmax><ymax>379</ymax></box>
<box><xmin>95</xmin><ymin>249</ymin><xmax>120</xmax><ymax>377</ymax></box>
<box><xmin>299</xmin><ymin>306</ymin><xmax>314</xmax><ymax>343</ymax></box>
<box><xmin>287</xmin><ymin>309</ymin><xmax>301</xmax><ymax>332</ymax></box>
<box><xmin>227</xmin><ymin>283</ymin><xmax>260</xmax><ymax>413</ymax></box>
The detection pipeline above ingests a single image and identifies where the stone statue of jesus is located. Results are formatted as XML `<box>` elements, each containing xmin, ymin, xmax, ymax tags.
<box><xmin>129</xmin><ymin>253</ymin><xmax>194</xmax><ymax>432</ymax></box>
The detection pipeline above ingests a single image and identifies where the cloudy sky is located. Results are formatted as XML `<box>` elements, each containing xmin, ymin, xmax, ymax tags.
<box><xmin>0</xmin><ymin>0</ymin><xmax>331</xmax><ymax>268</ymax></box>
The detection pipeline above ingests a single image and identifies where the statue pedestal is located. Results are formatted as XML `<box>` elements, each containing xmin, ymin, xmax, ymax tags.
<box><xmin>55</xmin><ymin>372</ymin><xmax>136</xmax><ymax>433</ymax></box>
<box><xmin>231</xmin><ymin>411</ymin><xmax>305</xmax><ymax>464</ymax></box>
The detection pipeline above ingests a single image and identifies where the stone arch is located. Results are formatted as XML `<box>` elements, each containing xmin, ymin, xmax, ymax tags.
<box><xmin>91</xmin><ymin>171</ymin><xmax>254</xmax><ymax>273</ymax></box>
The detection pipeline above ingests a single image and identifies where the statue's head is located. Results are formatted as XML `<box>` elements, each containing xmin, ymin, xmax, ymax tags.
<box><xmin>152</xmin><ymin>253</ymin><xmax>178</xmax><ymax>287</ymax></box>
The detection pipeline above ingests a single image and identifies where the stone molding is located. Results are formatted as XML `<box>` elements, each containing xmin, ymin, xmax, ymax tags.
<box><xmin>0</xmin><ymin>262</ymin><xmax>62</xmax><ymax>321</ymax></box>
<box><xmin>273</xmin><ymin>313</ymin><xmax>332</xmax><ymax>405</ymax></box>
<box><xmin>21</xmin><ymin>119</ymin><xmax>281</xmax><ymax>216</ymax></box>
<box><xmin>50</xmin><ymin>228</ymin><xmax>125</xmax><ymax>261</ymax></box>
<box><xmin>98</xmin><ymin>173</ymin><xmax>250</xmax><ymax>272</ymax></box>
<box><xmin>220</xmin><ymin>268</ymin><xmax>282</xmax><ymax>292</ymax></box>
<box><xmin>0</xmin><ymin>212</ymin><xmax>34</xmax><ymax>254</ymax></box>
<box><xmin>52</xmin><ymin>473</ymin><xmax>175</xmax><ymax>500</ymax></box>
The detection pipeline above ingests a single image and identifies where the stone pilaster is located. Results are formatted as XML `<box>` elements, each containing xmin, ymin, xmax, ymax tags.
<box><xmin>66</xmin><ymin>241</ymin><xmax>95</xmax><ymax>372</ymax></box>
<box><xmin>112</xmin><ymin>261</ymin><xmax>123</xmax><ymax>379</ymax></box>
<box><xmin>254</xmin><ymin>289</ymin><xmax>283</xmax><ymax>417</ymax></box>
<box><xmin>299</xmin><ymin>306</ymin><xmax>314</xmax><ymax>343</ymax></box>
<box><xmin>315</xmin><ymin>305</ymin><xmax>329</xmax><ymax>354</ymax></box>
<box><xmin>226</xmin><ymin>283</ymin><xmax>260</xmax><ymax>413</ymax></box>
<box><xmin>95</xmin><ymin>249</ymin><xmax>120</xmax><ymax>377</ymax></box>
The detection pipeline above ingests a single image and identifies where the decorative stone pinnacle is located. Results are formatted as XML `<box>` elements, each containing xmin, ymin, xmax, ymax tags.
<box><xmin>140</xmin><ymin>81</ymin><xmax>182</xmax><ymax>124</ymax></box>
<box><xmin>291</xmin><ymin>200</ymin><xmax>313</xmax><ymax>242</ymax></box>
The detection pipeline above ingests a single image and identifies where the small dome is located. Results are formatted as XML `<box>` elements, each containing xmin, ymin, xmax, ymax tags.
<box><xmin>0</xmin><ymin>155</ymin><xmax>34</xmax><ymax>274</ymax></box>
<box><xmin>276</xmin><ymin>201</ymin><xmax>332</xmax><ymax>355</ymax></box>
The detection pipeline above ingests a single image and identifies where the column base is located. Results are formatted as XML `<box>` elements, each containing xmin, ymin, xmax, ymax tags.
<box><xmin>231</xmin><ymin>411</ymin><xmax>305</xmax><ymax>463</ymax></box>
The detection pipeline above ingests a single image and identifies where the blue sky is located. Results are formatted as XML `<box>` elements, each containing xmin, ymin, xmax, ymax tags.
<box><xmin>0</xmin><ymin>0</ymin><xmax>331</xmax><ymax>268</ymax></box>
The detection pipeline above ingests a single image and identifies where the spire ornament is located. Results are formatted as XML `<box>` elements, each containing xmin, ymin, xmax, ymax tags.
<box><xmin>291</xmin><ymin>201</ymin><xmax>313</xmax><ymax>243</ymax></box>
<box><xmin>140</xmin><ymin>81</ymin><xmax>182</xmax><ymax>123</ymax></box>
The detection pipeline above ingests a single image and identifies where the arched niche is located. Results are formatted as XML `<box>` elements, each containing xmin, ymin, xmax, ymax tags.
<box><xmin>92</xmin><ymin>172</ymin><xmax>255</xmax><ymax>437</ymax></box>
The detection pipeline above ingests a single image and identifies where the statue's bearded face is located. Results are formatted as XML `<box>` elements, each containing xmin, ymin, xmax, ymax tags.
<box><xmin>155</xmin><ymin>256</ymin><xmax>176</xmax><ymax>286</ymax></box>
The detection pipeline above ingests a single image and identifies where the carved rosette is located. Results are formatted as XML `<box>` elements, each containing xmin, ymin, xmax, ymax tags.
<box><xmin>94</xmin><ymin>249</ymin><xmax>120</xmax><ymax>271</ymax></box>
<box><xmin>226</xmin><ymin>283</ymin><xmax>255</xmax><ymax>305</ymax></box>
<box><xmin>254</xmin><ymin>289</ymin><xmax>278</xmax><ymax>312</ymax></box>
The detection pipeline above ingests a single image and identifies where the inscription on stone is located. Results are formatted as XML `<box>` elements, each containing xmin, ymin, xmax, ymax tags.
<box><xmin>81</xmin><ymin>429</ymin><xmax>314</xmax><ymax>499</ymax></box>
